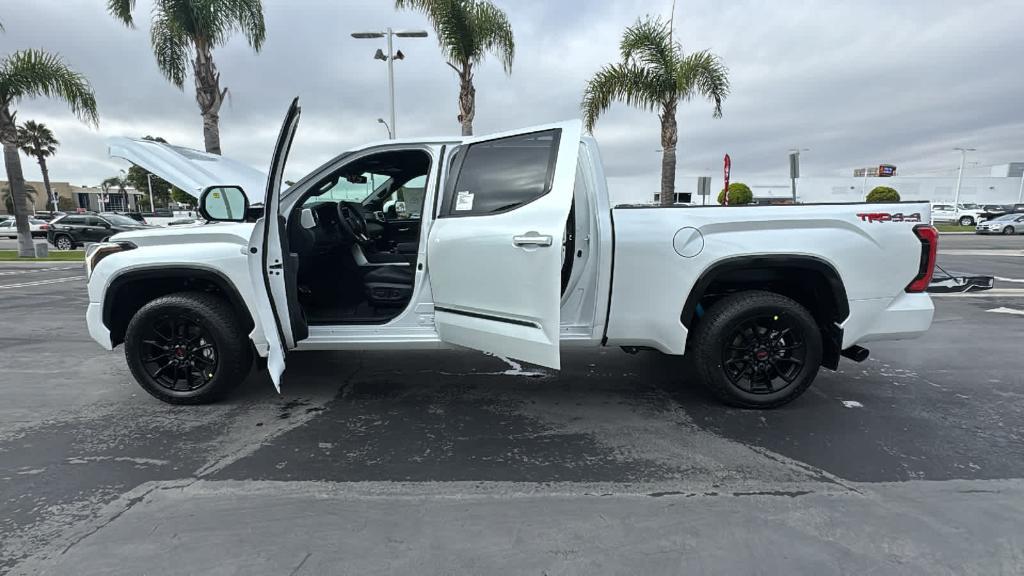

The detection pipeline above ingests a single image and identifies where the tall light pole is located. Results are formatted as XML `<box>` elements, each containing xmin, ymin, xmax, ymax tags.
<box><xmin>788</xmin><ymin>148</ymin><xmax>809</xmax><ymax>203</ymax></box>
<box><xmin>352</xmin><ymin>28</ymin><xmax>428</xmax><ymax>139</ymax></box>
<box><xmin>953</xmin><ymin>147</ymin><xmax>976</xmax><ymax>206</ymax></box>
<box><xmin>146</xmin><ymin>172</ymin><xmax>155</xmax><ymax>213</ymax></box>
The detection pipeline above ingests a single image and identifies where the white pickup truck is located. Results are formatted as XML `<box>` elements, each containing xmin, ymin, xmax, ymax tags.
<box><xmin>85</xmin><ymin>100</ymin><xmax>937</xmax><ymax>408</ymax></box>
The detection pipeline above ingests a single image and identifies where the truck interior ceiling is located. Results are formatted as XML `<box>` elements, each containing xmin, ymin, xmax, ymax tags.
<box><xmin>287</xmin><ymin>148</ymin><xmax>432</xmax><ymax>325</ymax></box>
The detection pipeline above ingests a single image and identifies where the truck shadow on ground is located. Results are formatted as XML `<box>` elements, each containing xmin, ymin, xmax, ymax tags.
<box><xmin>227</xmin><ymin>347</ymin><xmax>1024</xmax><ymax>485</ymax></box>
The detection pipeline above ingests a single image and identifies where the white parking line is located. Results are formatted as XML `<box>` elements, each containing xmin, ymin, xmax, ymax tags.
<box><xmin>940</xmin><ymin>249</ymin><xmax>1024</xmax><ymax>257</ymax></box>
<box><xmin>0</xmin><ymin>275</ymin><xmax>85</xmax><ymax>290</ymax></box>
<box><xmin>931</xmin><ymin>288</ymin><xmax>1024</xmax><ymax>298</ymax></box>
<box><xmin>0</xmin><ymin>265</ymin><xmax>82</xmax><ymax>277</ymax></box>
<box><xmin>995</xmin><ymin>276</ymin><xmax>1024</xmax><ymax>283</ymax></box>
<box><xmin>987</xmin><ymin>307</ymin><xmax>1024</xmax><ymax>316</ymax></box>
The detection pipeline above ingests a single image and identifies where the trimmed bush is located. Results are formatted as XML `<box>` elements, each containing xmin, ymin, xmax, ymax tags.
<box><xmin>717</xmin><ymin>182</ymin><xmax>753</xmax><ymax>205</ymax></box>
<box><xmin>866</xmin><ymin>186</ymin><xmax>900</xmax><ymax>203</ymax></box>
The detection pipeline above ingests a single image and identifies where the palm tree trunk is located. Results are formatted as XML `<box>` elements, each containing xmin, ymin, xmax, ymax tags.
<box><xmin>194</xmin><ymin>38</ymin><xmax>225</xmax><ymax>155</ymax></box>
<box><xmin>458</xmin><ymin>64</ymin><xmax>476</xmax><ymax>136</ymax></box>
<box><xmin>659</xmin><ymin>101</ymin><xmax>678</xmax><ymax>206</ymax></box>
<box><xmin>0</xmin><ymin>106</ymin><xmax>34</xmax><ymax>257</ymax></box>
<box><xmin>38</xmin><ymin>157</ymin><xmax>56</xmax><ymax>212</ymax></box>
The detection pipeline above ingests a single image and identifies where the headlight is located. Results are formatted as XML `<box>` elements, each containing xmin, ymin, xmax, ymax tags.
<box><xmin>85</xmin><ymin>241</ymin><xmax>136</xmax><ymax>278</ymax></box>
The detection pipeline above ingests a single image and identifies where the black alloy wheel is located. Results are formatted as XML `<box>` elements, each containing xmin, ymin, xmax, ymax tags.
<box><xmin>690</xmin><ymin>290</ymin><xmax>823</xmax><ymax>409</ymax></box>
<box><xmin>125</xmin><ymin>292</ymin><xmax>251</xmax><ymax>404</ymax></box>
<box><xmin>139</xmin><ymin>314</ymin><xmax>218</xmax><ymax>392</ymax></box>
<box><xmin>721</xmin><ymin>314</ymin><xmax>806</xmax><ymax>395</ymax></box>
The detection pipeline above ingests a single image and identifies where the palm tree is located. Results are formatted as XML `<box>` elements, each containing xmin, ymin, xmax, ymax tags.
<box><xmin>101</xmin><ymin>174</ymin><xmax>130</xmax><ymax>212</ymax></box>
<box><xmin>1</xmin><ymin>49</ymin><xmax>97</xmax><ymax>257</ymax></box>
<box><xmin>17</xmin><ymin>120</ymin><xmax>59</xmax><ymax>212</ymax></box>
<box><xmin>582</xmin><ymin>16</ymin><xmax>729</xmax><ymax>206</ymax></box>
<box><xmin>395</xmin><ymin>0</ymin><xmax>514</xmax><ymax>136</ymax></box>
<box><xmin>108</xmin><ymin>0</ymin><xmax>266</xmax><ymax>155</ymax></box>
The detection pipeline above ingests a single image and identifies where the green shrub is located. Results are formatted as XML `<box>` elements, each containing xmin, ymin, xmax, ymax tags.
<box><xmin>717</xmin><ymin>182</ymin><xmax>753</xmax><ymax>205</ymax></box>
<box><xmin>866</xmin><ymin>186</ymin><xmax>900</xmax><ymax>203</ymax></box>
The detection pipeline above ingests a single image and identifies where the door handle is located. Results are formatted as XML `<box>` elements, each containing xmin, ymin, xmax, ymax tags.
<box><xmin>513</xmin><ymin>234</ymin><xmax>553</xmax><ymax>247</ymax></box>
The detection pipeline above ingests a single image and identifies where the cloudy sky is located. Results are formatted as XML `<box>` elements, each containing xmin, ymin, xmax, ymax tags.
<box><xmin>2</xmin><ymin>0</ymin><xmax>1023</xmax><ymax>198</ymax></box>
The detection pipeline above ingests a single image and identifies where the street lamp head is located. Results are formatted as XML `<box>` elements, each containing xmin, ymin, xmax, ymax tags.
<box><xmin>351</xmin><ymin>31</ymin><xmax>384</xmax><ymax>39</ymax></box>
<box><xmin>377</xmin><ymin>118</ymin><xmax>386</xmax><ymax>124</ymax></box>
<box><xmin>373</xmin><ymin>48</ymin><xmax>387</xmax><ymax>61</ymax></box>
<box><xmin>395</xmin><ymin>30</ymin><xmax>428</xmax><ymax>37</ymax></box>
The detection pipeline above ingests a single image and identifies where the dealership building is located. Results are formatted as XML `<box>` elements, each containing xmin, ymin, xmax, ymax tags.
<box><xmin>620</xmin><ymin>162</ymin><xmax>1024</xmax><ymax>206</ymax></box>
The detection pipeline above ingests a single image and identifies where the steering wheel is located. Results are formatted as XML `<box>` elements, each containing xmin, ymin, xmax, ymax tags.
<box><xmin>337</xmin><ymin>201</ymin><xmax>371</xmax><ymax>245</ymax></box>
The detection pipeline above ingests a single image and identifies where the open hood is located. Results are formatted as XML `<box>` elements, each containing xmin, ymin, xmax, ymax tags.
<box><xmin>108</xmin><ymin>137</ymin><xmax>267</xmax><ymax>201</ymax></box>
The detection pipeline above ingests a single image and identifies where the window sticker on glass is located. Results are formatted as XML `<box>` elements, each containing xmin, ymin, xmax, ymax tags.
<box><xmin>455</xmin><ymin>191</ymin><xmax>474</xmax><ymax>211</ymax></box>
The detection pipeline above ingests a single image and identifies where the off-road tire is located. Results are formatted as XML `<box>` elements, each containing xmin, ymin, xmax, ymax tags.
<box><xmin>690</xmin><ymin>290</ymin><xmax>822</xmax><ymax>409</ymax></box>
<box><xmin>125</xmin><ymin>291</ymin><xmax>250</xmax><ymax>405</ymax></box>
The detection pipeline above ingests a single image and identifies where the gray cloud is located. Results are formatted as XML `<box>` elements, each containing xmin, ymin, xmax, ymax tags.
<box><xmin>2</xmin><ymin>0</ymin><xmax>1022</xmax><ymax>199</ymax></box>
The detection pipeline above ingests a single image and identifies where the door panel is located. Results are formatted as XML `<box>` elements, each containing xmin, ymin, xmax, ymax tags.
<box><xmin>247</xmin><ymin>98</ymin><xmax>302</xmax><ymax>391</ymax></box>
<box><xmin>86</xmin><ymin>217</ymin><xmax>109</xmax><ymax>242</ymax></box>
<box><xmin>426</xmin><ymin>120</ymin><xmax>582</xmax><ymax>369</ymax></box>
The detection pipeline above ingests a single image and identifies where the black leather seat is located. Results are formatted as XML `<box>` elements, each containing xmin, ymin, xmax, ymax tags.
<box><xmin>363</xmin><ymin>266</ymin><xmax>414</xmax><ymax>306</ymax></box>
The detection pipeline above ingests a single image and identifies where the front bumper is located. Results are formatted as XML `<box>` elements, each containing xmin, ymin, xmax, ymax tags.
<box><xmin>86</xmin><ymin>302</ymin><xmax>113</xmax><ymax>350</ymax></box>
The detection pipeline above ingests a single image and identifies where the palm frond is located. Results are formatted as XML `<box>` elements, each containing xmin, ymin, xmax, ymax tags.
<box><xmin>150</xmin><ymin>9</ymin><xmax>190</xmax><ymax>87</ymax></box>
<box><xmin>677</xmin><ymin>49</ymin><xmax>730</xmax><ymax>118</ymax></box>
<box><xmin>468</xmin><ymin>0</ymin><xmax>514</xmax><ymax>72</ymax></box>
<box><xmin>396</xmin><ymin>0</ymin><xmax>513</xmax><ymax>72</ymax></box>
<box><xmin>581</xmin><ymin>62</ymin><xmax>665</xmax><ymax>132</ymax></box>
<box><xmin>620</xmin><ymin>16</ymin><xmax>676</xmax><ymax>72</ymax></box>
<box><xmin>107</xmin><ymin>0</ymin><xmax>136</xmax><ymax>26</ymax></box>
<box><xmin>225</xmin><ymin>0</ymin><xmax>267</xmax><ymax>51</ymax></box>
<box><xmin>0</xmin><ymin>49</ymin><xmax>98</xmax><ymax>126</ymax></box>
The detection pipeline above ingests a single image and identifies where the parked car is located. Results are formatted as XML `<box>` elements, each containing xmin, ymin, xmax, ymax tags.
<box><xmin>100</xmin><ymin>211</ymin><xmax>147</xmax><ymax>224</ymax></box>
<box><xmin>87</xmin><ymin>100</ymin><xmax>936</xmax><ymax>409</ymax></box>
<box><xmin>979</xmin><ymin>204</ymin><xmax>1010</xmax><ymax>220</ymax></box>
<box><xmin>931</xmin><ymin>203</ymin><xmax>985</xmax><ymax>226</ymax></box>
<box><xmin>976</xmin><ymin>213</ymin><xmax>1024</xmax><ymax>235</ymax></box>
<box><xmin>0</xmin><ymin>218</ymin><xmax>50</xmax><ymax>238</ymax></box>
<box><xmin>47</xmin><ymin>213</ymin><xmax>153</xmax><ymax>250</ymax></box>
<box><xmin>32</xmin><ymin>211</ymin><xmax>67</xmax><ymax>222</ymax></box>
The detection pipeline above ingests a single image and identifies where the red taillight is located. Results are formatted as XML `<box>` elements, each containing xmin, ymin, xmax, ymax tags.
<box><xmin>906</xmin><ymin>224</ymin><xmax>938</xmax><ymax>293</ymax></box>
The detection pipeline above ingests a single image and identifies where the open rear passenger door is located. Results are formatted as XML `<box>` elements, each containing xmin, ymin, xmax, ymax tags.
<box><xmin>246</xmin><ymin>98</ymin><xmax>306</xmax><ymax>391</ymax></box>
<box><xmin>427</xmin><ymin>120</ymin><xmax>582</xmax><ymax>369</ymax></box>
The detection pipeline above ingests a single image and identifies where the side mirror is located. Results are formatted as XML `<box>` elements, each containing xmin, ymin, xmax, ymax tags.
<box><xmin>199</xmin><ymin>186</ymin><xmax>249</xmax><ymax>222</ymax></box>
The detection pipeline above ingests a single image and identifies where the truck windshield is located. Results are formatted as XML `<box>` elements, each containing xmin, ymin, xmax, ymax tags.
<box><xmin>304</xmin><ymin>172</ymin><xmax>394</xmax><ymax>206</ymax></box>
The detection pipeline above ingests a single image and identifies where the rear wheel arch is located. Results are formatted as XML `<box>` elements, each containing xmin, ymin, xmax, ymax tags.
<box><xmin>681</xmin><ymin>255</ymin><xmax>849</xmax><ymax>369</ymax></box>
<box><xmin>104</xmin><ymin>267</ymin><xmax>254</xmax><ymax>348</ymax></box>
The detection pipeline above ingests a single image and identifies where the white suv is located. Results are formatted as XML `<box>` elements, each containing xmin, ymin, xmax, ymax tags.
<box><xmin>931</xmin><ymin>203</ymin><xmax>985</xmax><ymax>226</ymax></box>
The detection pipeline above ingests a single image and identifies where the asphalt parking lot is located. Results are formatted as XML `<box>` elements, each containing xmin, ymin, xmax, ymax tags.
<box><xmin>1</xmin><ymin>234</ymin><xmax>1022</xmax><ymax>575</ymax></box>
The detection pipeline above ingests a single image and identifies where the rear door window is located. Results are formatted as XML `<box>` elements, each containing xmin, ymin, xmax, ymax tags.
<box><xmin>441</xmin><ymin>129</ymin><xmax>560</xmax><ymax>217</ymax></box>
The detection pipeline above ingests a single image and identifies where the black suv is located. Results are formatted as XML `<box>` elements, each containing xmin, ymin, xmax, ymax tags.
<box><xmin>47</xmin><ymin>213</ymin><xmax>153</xmax><ymax>250</ymax></box>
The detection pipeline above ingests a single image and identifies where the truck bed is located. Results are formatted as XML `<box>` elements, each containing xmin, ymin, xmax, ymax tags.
<box><xmin>603</xmin><ymin>201</ymin><xmax>934</xmax><ymax>354</ymax></box>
